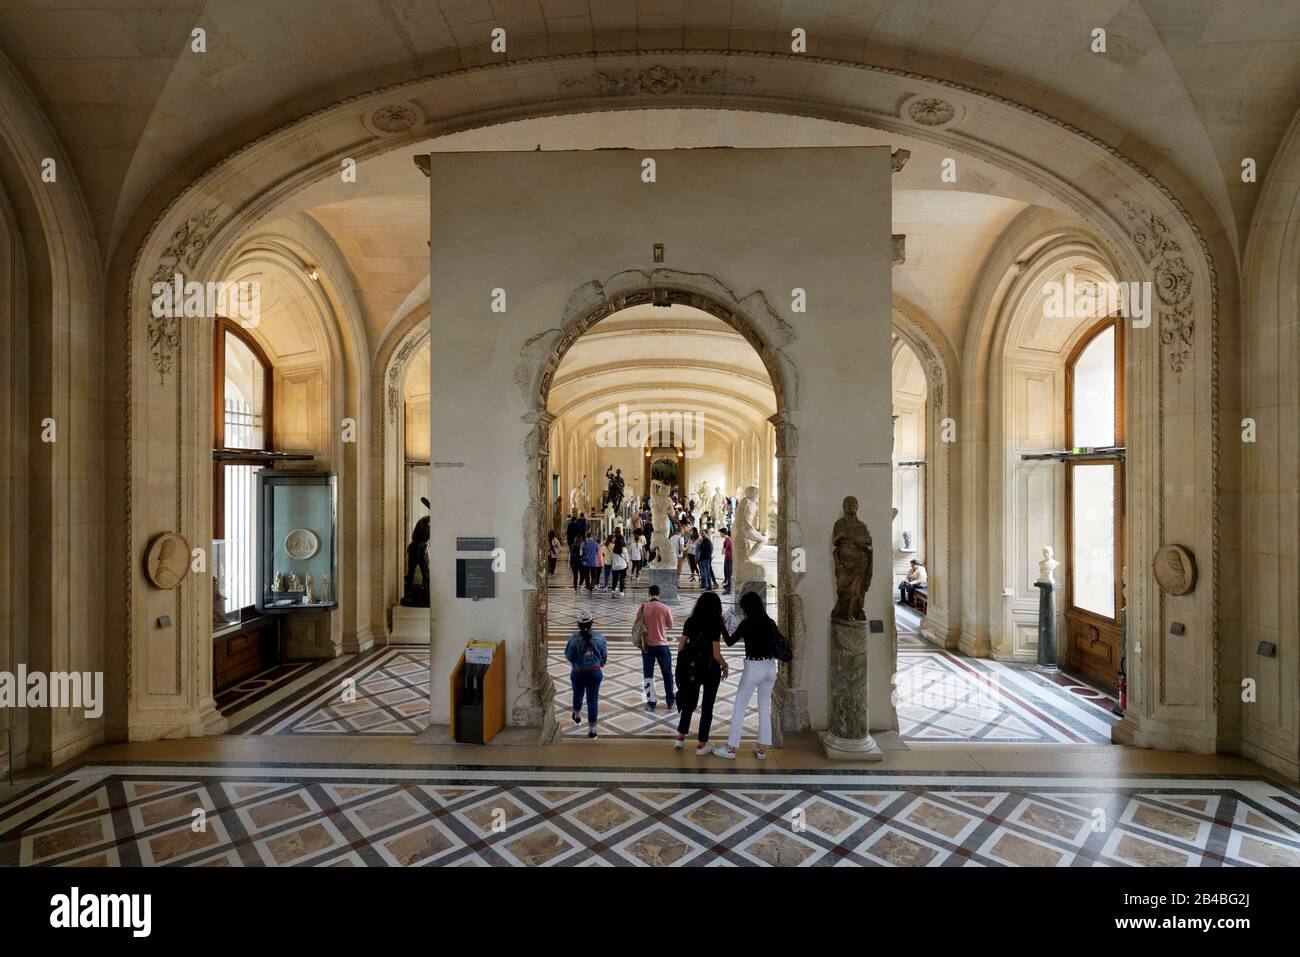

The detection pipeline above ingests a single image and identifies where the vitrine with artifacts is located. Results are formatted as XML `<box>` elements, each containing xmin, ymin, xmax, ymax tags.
<box><xmin>256</xmin><ymin>471</ymin><xmax>338</xmax><ymax>613</ymax></box>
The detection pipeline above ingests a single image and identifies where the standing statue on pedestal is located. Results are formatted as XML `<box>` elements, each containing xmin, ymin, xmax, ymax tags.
<box><xmin>570</xmin><ymin>474</ymin><xmax>589</xmax><ymax>517</ymax></box>
<box><xmin>831</xmin><ymin>496</ymin><xmax>873</xmax><ymax>622</ymax></box>
<box><xmin>401</xmin><ymin>495</ymin><xmax>431</xmax><ymax>607</ymax></box>
<box><xmin>604</xmin><ymin>466</ymin><xmax>625</xmax><ymax>514</ymax></box>
<box><xmin>735</xmin><ymin>485</ymin><xmax>766</xmax><ymax>582</ymax></box>
<box><xmin>710</xmin><ymin>486</ymin><xmax>726</xmax><ymax>526</ymax></box>
<box><xmin>648</xmin><ymin>480</ymin><xmax>673</xmax><ymax>566</ymax></box>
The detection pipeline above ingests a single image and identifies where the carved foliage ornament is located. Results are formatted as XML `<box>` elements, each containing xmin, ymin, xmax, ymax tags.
<box><xmin>365</xmin><ymin>101</ymin><xmax>423</xmax><ymax>135</ymax></box>
<box><xmin>905</xmin><ymin>97</ymin><xmax>957</xmax><ymax>127</ymax></box>
<box><xmin>1118</xmin><ymin>199</ymin><xmax>1195</xmax><ymax>376</ymax></box>
<box><xmin>560</xmin><ymin>64</ymin><xmax>757</xmax><ymax>97</ymax></box>
<box><xmin>147</xmin><ymin>207</ymin><xmax>220</xmax><ymax>378</ymax></box>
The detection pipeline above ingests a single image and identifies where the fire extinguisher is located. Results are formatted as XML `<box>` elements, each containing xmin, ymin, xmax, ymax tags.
<box><xmin>1113</xmin><ymin>655</ymin><xmax>1127</xmax><ymax>717</ymax></box>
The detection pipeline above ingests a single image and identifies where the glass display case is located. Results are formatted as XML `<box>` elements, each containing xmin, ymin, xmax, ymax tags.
<box><xmin>257</xmin><ymin>471</ymin><xmax>338</xmax><ymax>613</ymax></box>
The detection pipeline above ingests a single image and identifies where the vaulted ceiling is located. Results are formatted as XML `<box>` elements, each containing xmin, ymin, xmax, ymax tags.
<box><xmin>2</xmin><ymin>0</ymin><xmax>1295</xmax><ymax>267</ymax></box>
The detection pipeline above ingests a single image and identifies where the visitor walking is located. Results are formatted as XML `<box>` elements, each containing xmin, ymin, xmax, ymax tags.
<box><xmin>600</xmin><ymin>535</ymin><xmax>613</xmax><ymax>591</ymax></box>
<box><xmin>635</xmin><ymin>584</ymin><xmax>675</xmax><ymax>710</ymax></box>
<box><xmin>673</xmin><ymin>590</ymin><xmax>729</xmax><ymax>755</ymax></box>
<box><xmin>610</xmin><ymin>537</ymin><xmax>628</xmax><ymax>595</ymax></box>
<box><xmin>670</xmin><ymin>527</ymin><xmax>685</xmax><ymax>581</ymax></box>
<box><xmin>715</xmin><ymin>590</ymin><xmax>782</xmax><ymax>760</ymax></box>
<box><xmin>564</xmin><ymin>611</ymin><xmax>607</xmax><ymax>738</ymax></box>
<box><xmin>581</xmin><ymin>530</ymin><xmax>600</xmax><ymax>595</ymax></box>
<box><xmin>686</xmin><ymin>528</ymin><xmax>699</xmax><ymax>582</ymax></box>
<box><xmin>547</xmin><ymin>530</ymin><xmax>560</xmax><ymax>577</ymax></box>
<box><xmin>697</xmin><ymin>528</ymin><xmax>715</xmax><ymax>591</ymax></box>
<box><xmin>569</xmin><ymin>539</ymin><xmax>583</xmax><ymax>591</ymax></box>
<box><xmin>721</xmin><ymin>527</ymin><xmax>733</xmax><ymax>593</ymax></box>
<box><xmin>629</xmin><ymin>534</ymin><xmax>644</xmax><ymax>579</ymax></box>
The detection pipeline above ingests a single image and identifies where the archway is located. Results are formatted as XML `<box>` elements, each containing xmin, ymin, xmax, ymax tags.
<box><xmin>529</xmin><ymin>288</ymin><xmax>799</xmax><ymax>744</ymax></box>
<box><xmin>541</xmin><ymin>300</ymin><xmax>781</xmax><ymax>741</ymax></box>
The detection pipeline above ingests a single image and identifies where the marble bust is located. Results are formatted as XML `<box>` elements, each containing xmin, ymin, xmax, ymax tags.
<box><xmin>831</xmin><ymin>496</ymin><xmax>873</xmax><ymax>623</ymax></box>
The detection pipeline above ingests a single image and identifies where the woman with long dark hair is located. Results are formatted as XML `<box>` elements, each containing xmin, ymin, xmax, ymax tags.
<box><xmin>673</xmin><ymin>590</ymin><xmax>730</xmax><ymax>755</ymax></box>
<box><xmin>715</xmin><ymin>590</ymin><xmax>780</xmax><ymax>760</ymax></box>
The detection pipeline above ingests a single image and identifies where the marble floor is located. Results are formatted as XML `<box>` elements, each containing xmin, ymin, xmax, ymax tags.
<box><xmin>3</xmin><ymin>760</ymin><xmax>1298</xmax><ymax>867</ymax></box>
<box><xmin>222</xmin><ymin>581</ymin><xmax>1118</xmax><ymax>747</ymax></box>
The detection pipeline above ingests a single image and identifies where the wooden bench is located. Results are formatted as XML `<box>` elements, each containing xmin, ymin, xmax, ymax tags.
<box><xmin>908</xmin><ymin>586</ymin><xmax>928</xmax><ymax>615</ymax></box>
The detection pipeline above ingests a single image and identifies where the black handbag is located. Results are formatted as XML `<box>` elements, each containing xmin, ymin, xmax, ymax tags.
<box><xmin>772</xmin><ymin>623</ymin><xmax>794</xmax><ymax>663</ymax></box>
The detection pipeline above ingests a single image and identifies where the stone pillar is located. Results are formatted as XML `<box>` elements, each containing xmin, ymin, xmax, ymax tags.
<box><xmin>1034</xmin><ymin>546</ymin><xmax>1060</xmax><ymax>674</ymax></box>
<box><xmin>821</xmin><ymin>620</ymin><xmax>883</xmax><ymax>761</ymax></box>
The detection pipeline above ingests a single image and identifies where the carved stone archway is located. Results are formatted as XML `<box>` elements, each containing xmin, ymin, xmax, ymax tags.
<box><xmin>523</xmin><ymin>280</ymin><xmax>801</xmax><ymax>743</ymax></box>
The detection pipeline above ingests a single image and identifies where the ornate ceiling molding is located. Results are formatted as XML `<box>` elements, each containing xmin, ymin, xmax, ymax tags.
<box><xmin>559</xmin><ymin>63</ymin><xmax>758</xmax><ymax>97</ymax></box>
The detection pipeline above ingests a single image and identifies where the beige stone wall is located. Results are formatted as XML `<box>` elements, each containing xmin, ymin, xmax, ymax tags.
<box><xmin>427</xmin><ymin>147</ymin><xmax>895</xmax><ymax>732</ymax></box>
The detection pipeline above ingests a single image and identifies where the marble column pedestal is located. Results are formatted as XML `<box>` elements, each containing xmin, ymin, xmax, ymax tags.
<box><xmin>390</xmin><ymin>605</ymin><xmax>431</xmax><ymax>643</ymax></box>
<box><xmin>736</xmin><ymin>573</ymin><xmax>766</xmax><ymax>606</ymax></box>
<box><xmin>821</xmin><ymin>618</ymin><xmax>883</xmax><ymax>761</ymax></box>
<box><xmin>1033</xmin><ymin>580</ymin><xmax>1059</xmax><ymax>674</ymax></box>
<box><xmin>645</xmin><ymin>566</ymin><xmax>680</xmax><ymax>603</ymax></box>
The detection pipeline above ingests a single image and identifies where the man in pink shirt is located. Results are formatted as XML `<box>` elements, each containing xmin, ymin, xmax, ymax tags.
<box><xmin>637</xmin><ymin>584</ymin><xmax>675</xmax><ymax>710</ymax></box>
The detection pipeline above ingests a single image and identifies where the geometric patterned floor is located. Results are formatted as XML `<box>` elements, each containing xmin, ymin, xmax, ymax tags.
<box><xmin>896</xmin><ymin>612</ymin><xmax>1119</xmax><ymax>744</ymax></box>
<box><xmin>4</xmin><ymin>762</ymin><xmax>1299</xmax><ymax>867</ymax></box>
<box><xmin>227</xmin><ymin>598</ymin><xmax>1117</xmax><ymax>745</ymax></box>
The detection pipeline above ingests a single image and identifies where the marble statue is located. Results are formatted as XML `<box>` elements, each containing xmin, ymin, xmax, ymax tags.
<box><xmin>401</xmin><ymin>495</ymin><xmax>431</xmax><ymax>607</ymax></box>
<box><xmin>304</xmin><ymin>572</ymin><xmax>315</xmax><ymax>603</ymax></box>
<box><xmin>710</xmin><ymin>485</ymin><xmax>726</xmax><ymax>523</ymax></box>
<box><xmin>273</xmin><ymin>571</ymin><xmax>286</xmax><ymax>593</ymax></box>
<box><xmin>1037</xmin><ymin>545</ymin><xmax>1059</xmax><ymax>585</ymax></box>
<box><xmin>735</xmin><ymin>485</ymin><xmax>766</xmax><ymax>582</ymax></box>
<box><xmin>603</xmin><ymin>502</ymin><xmax>615</xmax><ymax>528</ymax></box>
<box><xmin>289</xmin><ymin>572</ymin><xmax>302</xmax><ymax>593</ymax></box>
<box><xmin>696</xmin><ymin>480</ymin><xmax>711</xmax><ymax>508</ymax></box>
<box><xmin>831</xmin><ymin>495</ymin><xmax>873</xmax><ymax>622</ymax></box>
<box><xmin>901</xmin><ymin>530</ymin><xmax>912</xmax><ymax>551</ymax></box>
<box><xmin>321</xmin><ymin>573</ymin><xmax>329</xmax><ymax>603</ymax></box>
<box><xmin>648</xmin><ymin>479</ymin><xmax>673</xmax><ymax>566</ymax></box>
<box><xmin>570</xmin><ymin>474</ymin><xmax>590</xmax><ymax>516</ymax></box>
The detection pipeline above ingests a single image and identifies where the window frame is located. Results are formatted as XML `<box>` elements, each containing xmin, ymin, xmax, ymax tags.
<box><xmin>1064</xmin><ymin>316</ymin><xmax>1125</xmax><ymax>625</ymax></box>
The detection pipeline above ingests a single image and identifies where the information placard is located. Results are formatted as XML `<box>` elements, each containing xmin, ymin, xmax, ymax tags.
<box><xmin>456</xmin><ymin>537</ymin><xmax>496</xmax><ymax>552</ymax></box>
<box><xmin>456</xmin><ymin>558</ymin><xmax>496</xmax><ymax>599</ymax></box>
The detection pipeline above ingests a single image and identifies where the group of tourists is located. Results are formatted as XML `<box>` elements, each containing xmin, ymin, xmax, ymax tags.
<box><xmin>563</xmin><ymin>585</ymin><xmax>785</xmax><ymax>759</ymax></box>
<box><xmin>550</xmin><ymin>503</ymin><xmax>736</xmax><ymax>595</ymax></box>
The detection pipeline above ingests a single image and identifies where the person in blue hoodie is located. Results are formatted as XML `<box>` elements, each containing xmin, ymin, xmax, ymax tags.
<box><xmin>565</xmin><ymin>610</ymin><xmax>608</xmax><ymax>738</ymax></box>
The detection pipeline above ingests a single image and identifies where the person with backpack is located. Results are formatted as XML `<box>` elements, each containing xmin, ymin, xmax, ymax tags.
<box><xmin>673</xmin><ymin>590</ymin><xmax>730</xmax><ymax>755</ymax></box>
<box><xmin>580</xmin><ymin>530</ymin><xmax>600</xmax><ymax>595</ymax></box>
<box><xmin>564</xmin><ymin>610</ymin><xmax>607</xmax><ymax>738</ymax></box>
<box><xmin>715</xmin><ymin>589</ymin><xmax>787</xmax><ymax>760</ymax></box>
<box><xmin>634</xmin><ymin>584</ymin><xmax>675</xmax><ymax>710</ymax></box>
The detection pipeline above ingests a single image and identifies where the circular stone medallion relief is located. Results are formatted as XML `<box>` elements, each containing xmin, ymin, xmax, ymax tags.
<box><xmin>145</xmin><ymin>532</ymin><xmax>191</xmax><ymax>589</ymax></box>
<box><xmin>284</xmin><ymin>527</ymin><xmax>320</xmax><ymax>560</ymax></box>
<box><xmin>1152</xmin><ymin>544</ymin><xmax>1197</xmax><ymax>596</ymax></box>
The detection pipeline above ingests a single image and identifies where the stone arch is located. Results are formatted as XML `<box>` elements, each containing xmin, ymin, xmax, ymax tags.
<box><xmin>108</xmin><ymin>50</ymin><xmax>1229</xmax><ymax>752</ymax></box>
<box><xmin>0</xmin><ymin>48</ymin><xmax>104</xmax><ymax>765</ymax></box>
<box><xmin>521</xmin><ymin>276</ymin><xmax>802</xmax><ymax>743</ymax></box>
<box><xmin>891</xmin><ymin>297</ymin><xmax>961</xmax><ymax>650</ymax></box>
<box><xmin>371</xmin><ymin>309</ymin><xmax>431</xmax><ymax>640</ymax></box>
<box><xmin>1237</xmin><ymin>109</ymin><xmax>1300</xmax><ymax>779</ymax></box>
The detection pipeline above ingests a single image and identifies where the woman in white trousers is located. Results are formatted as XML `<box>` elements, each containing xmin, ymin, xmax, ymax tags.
<box><xmin>714</xmin><ymin>589</ymin><xmax>779</xmax><ymax>760</ymax></box>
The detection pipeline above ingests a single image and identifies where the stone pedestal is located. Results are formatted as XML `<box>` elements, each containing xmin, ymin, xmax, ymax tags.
<box><xmin>1033</xmin><ymin>580</ymin><xmax>1059</xmax><ymax>674</ymax></box>
<box><xmin>821</xmin><ymin>619</ymin><xmax>883</xmax><ymax>761</ymax></box>
<box><xmin>645</xmin><ymin>566</ymin><xmax>680</xmax><ymax>604</ymax></box>
<box><xmin>736</xmin><ymin>575</ymin><xmax>766</xmax><ymax>606</ymax></box>
<box><xmin>390</xmin><ymin>605</ymin><xmax>431</xmax><ymax>643</ymax></box>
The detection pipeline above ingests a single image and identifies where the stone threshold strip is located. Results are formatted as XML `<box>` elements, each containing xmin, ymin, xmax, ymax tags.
<box><xmin>2</xmin><ymin>764</ymin><xmax>1298</xmax><ymax>868</ymax></box>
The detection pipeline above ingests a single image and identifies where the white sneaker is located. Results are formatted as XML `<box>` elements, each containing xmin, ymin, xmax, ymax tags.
<box><xmin>695</xmin><ymin>743</ymin><xmax>711</xmax><ymax>756</ymax></box>
<box><xmin>674</xmin><ymin>736</ymin><xmax>685</xmax><ymax>750</ymax></box>
<box><xmin>753</xmin><ymin>746</ymin><xmax>767</xmax><ymax>760</ymax></box>
<box><xmin>713</xmin><ymin>745</ymin><xmax>737</xmax><ymax>759</ymax></box>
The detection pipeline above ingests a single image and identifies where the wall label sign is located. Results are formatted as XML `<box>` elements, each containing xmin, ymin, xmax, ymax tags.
<box><xmin>456</xmin><ymin>537</ymin><xmax>496</xmax><ymax>552</ymax></box>
<box><xmin>456</xmin><ymin>558</ymin><xmax>496</xmax><ymax>599</ymax></box>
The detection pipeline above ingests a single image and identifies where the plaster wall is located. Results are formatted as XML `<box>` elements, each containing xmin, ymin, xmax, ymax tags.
<box><xmin>427</xmin><ymin>147</ymin><xmax>893</xmax><ymax>731</ymax></box>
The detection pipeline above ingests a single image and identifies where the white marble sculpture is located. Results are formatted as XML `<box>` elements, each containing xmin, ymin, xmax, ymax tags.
<box><xmin>696</xmin><ymin>480</ymin><xmax>711</xmax><ymax>507</ymax></box>
<box><xmin>304</xmin><ymin>572</ymin><xmax>315</xmax><ymax>603</ymax></box>
<box><xmin>710</xmin><ymin>485</ymin><xmax>726</xmax><ymax>522</ymax></box>
<box><xmin>649</xmin><ymin>479</ymin><xmax>673</xmax><ymax>567</ymax></box>
<box><xmin>570</xmin><ymin>474</ymin><xmax>589</xmax><ymax>516</ymax></box>
<box><xmin>1038</xmin><ymin>545</ymin><xmax>1060</xmax><ymax>585</ymax></box>
<box><xmin>735</xmin><ymin>484</ymin><xmax>766</xmax><ymax>581</ymax></box>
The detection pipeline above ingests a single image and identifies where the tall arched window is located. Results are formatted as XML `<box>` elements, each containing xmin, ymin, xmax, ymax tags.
<box><xmin>213</xmin><ymin>319</ymin><xmax>274</xmax><ymax>623</ymax></box>
<box><xmin>1064</xmin><ymin>318</ymin><xmax>1124</xmax><ymax>693</ymax></box>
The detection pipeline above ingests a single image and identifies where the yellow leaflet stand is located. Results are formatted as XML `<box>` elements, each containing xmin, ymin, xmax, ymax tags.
<box><xmin>450</xmin><ymin>640</ymin><xmax>504</xmax><ymax>744</ymax></box>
